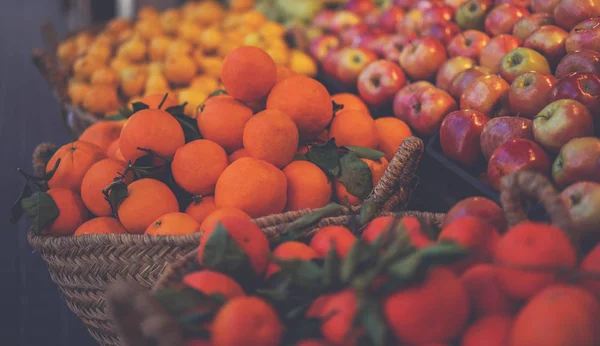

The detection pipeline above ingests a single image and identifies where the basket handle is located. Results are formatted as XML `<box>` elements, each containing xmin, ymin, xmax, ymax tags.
<box><xmin>41</xmin><ymin>21</ymin><xmax>60</xmax><ymax>66</ymax></box>
<box><xmin>32</xmin><ymin>142</ymin><xmax>58</xmax><ymax>176</ymax></box>
<box><xmin>106</xmin><ymin>281</ymin><xmax>186</xmax><ymax>346</ymax></box>
<box><xmin>499</xmin><ymin>171</ymin><xmax>576</xmax><ymax>243</ymax></box>
<box><xmin>369</xmin><ymin>136</ymin><xmax>424</xmax><ymax>210</ymax></box>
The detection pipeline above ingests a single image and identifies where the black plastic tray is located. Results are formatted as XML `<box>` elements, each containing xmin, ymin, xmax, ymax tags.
<box><xmin>426</xmin><ymin>132</ymin><xmax>549</xmax><ymax>221</ymax></box>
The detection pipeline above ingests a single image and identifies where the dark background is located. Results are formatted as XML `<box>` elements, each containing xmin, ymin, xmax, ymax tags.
<box><xmin>0</xmin><ymin>1</ymin><xmax>115</xmax><ymax>345</ymax></box>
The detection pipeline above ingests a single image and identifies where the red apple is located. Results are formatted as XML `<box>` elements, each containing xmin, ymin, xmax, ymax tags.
<box><xmin>554</xmin><ymin>0</ymin><xmax>600</xmax><ymax>31</ymax></box>
<box><xmin>555</xmin><ymin>49</ymin><xmax>600</xmax><ymax>78</ymax></box>
<box><xmin>393</xmin><ymin>81</ymin><xmax>436</xmax><ymax>121</ymax></box>
<box><xmin>397</xmin><ymin>8</ymin><xmax>423</xmax><ymax>35</ymax></box>
<box><xmin>440</xmin><ymin>109</ymin><xmax>490</xmax><ymax>166</ymax></box>
<box><xmin>448</xmin><ymin>65</ymin><xmax>493</xmax><ymax>99</ymax></box>
<box><xmin>421</xmin><ymin>3</ymin><xmax>455</xmax><ymax>30</ymax></box>
<box><xmin>313</xmin><ymin>10</ymin><xmax>336</xmax><ymax>29</ymax></box>
<box><xmin>494</xmin><ymin>0</ymin><xmax>530</xmax><ymax>6</ymax></box>
<box><xmin>436</xmin><ymin>56</ymin><xmax>476</xmax><ymax>91</ymax></box>
<box><xmin>550</xmin><ymin>72</ymin><xmax>600</xmax><ymax>118</ymax></box>
<box><xmin>344</xmin><ymin>0</ymin><xmax>376</xmax><ymax>15</ymax></box>
<box><xmin>330</xmin><ymin>11</ymin><xmax>363</xmax><ymax>33</ymax></box>
<box><xmin>480</xmin><ymin>116</ymin><xmax>534</xmax><ymax>160</ymax></box>
<box><xmin>524</xmin><ymin>25</ymin><xmax>569</xmax><ymax>67</ymax></box>
<box><xmin>460</xmin><ymin>74</ymin><xmax>512</xmax><ymax>117</ymax></box>
<box><xmin>335</xmin><ymin>47</ymin><xmax>378</xmax><ymax>87</ymax></box>
<box><xmin>553</xmin><ymin>137</ymin><xmax>600</xmax><ymax>187</ymax></box>
<box><xmin>421</xmin><ymin>21</ymin><xmax>462</xmax><ymax>45</ymax></box>
<box><xmin>446</xmin><ymin>0</ymin><xmax>469</xmax><ymax>8</ymax></box>
<box><xmin>357</xmin><ymin>60</ymin><xmax>407</xmax><ymax>107</ymax></box>
<box><xmin>487</xmin><ymin>138</ymin><xmax>551</xmax><ymax>191</ymax></box>
<box><xmin>509</xmin><ymin>72</ymin><xmax>557</xmax><ymax>119</ymax></box>
<box><xmin>561</xmin><ymin>181</ymin><xmax>600</xmax><ymax>237</ymax></box>
<box><xmin>310</xmin><ymin>35</ymin><xmax>341</xmax><ymax>62</ymax></box>
<box><xmin>498</xmin><ymin>47</ymin><xmax>551</xmax><ymax>83</ymax></box>
<box><xmin>447</xmin><ymin>29</ymin><xmax>490</xmax><ymax>60</ymax></box>
<box><xmin>405</xmin><ymin>87</ymin><xmax>458</xmax><ymax>136</ymax></box>
<box><xmin>512</xmin><ymin>13</ymin><xmax>556</xmax><ymax>41</ymax></box>
<box><xmin>340</xmin><ymin>23</ymin><xmax>371</xmax><ymax>46</ymax></box>
<box><xmin>479</xmin><ymin>34</ymin><xmax>522</xmax><ymax>73</ymax></box>
<box><xmin>321</xmin><ymin>49</ymin><xmax>340</xmax><ymax>77</ymax></box>
<box><xmin>565</xmin><ymin>17</ymin><xmax>600</xmax><ymax>53</ymax></box>
<box><xmin>443</xmin><ymin>196</ymin><xmax>507</xmax><ymax>230</ymax></box>
<box><xmin>360</xmin><ymin>32</ymin><xmax>389</xmax><ymax>55</ymax></box>
<box><xmin>455</xmin><ymin>0</ymin><xmax>493</xmax><ymax>30</ymax></box>
<box><xmin>399</xmin><ymin>37</ymin><xmax>448</xmax><ymax>80</ymax></box>
<box><xmin>381</xmin><ymin>33</ymin><xmax>418</xmax><ymax>61</ymax></box>
<box><xmin>379</xmin><ymin>7</ymin><xmax>405</xmax><ymax>33</ymax></box>
<box><xmin>394</xmin><ymin>0</ymin><xmax>418</xmax><ymax>7</ymax></box>
<box><xmin>484</xmin><ymin>4</ymin><xmax>530</xmax><ymax>37</ymax></box>
<box><xmin>531</xmin><ymin>0</ymin><xmax>560</xmax><ymax>14</ymax></box>
<box><xmin>533</xmin><ymin>99</ymin><xmax>595</xmax><ymax>153</ymax></box>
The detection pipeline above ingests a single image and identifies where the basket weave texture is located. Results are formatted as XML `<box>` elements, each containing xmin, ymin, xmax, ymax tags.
<box><xmin>28</xmin><ymin>136</ymin><xmax>425</xmax><ymax>346</ymax></box>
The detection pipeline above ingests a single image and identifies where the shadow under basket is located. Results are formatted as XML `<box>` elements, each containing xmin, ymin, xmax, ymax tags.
<box><xmin>27</xmin><ymin>137</ymin><xmax>425</xmax><ymax>346</ymax></box>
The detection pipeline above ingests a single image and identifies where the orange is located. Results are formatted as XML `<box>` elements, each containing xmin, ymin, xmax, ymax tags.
<box><xmin>145</xmin><ymin>212</ymin><xmax>200</xmax><ymax>236</ymax></box>
<box><xmin>384</xmin><ymin>268</ymin><xmax>470</xmax><ymax>345</ymax></box>
<box><xmin>331</xmin><ymin>93</ymin><xmax>369</xmax><ymax>114</ymax></box>
<box><xmin>374</xmin><ymin>117</ymin><xmax>413</xmax><ymax>161</ymax></box>
<box><xmin>275</xmin><ymin>65</ymin><xmax>296</xmax><ymax>83</ymax></box>
<box><xmin>221</xmin><ymin>46</ymin><xmax>276</xmax><ymax>102</ymax></box>
<box><xmin>214</xmin><ymin>157</ymin><xmax>287</xmax><ymax>218</ymax></box>
<box><xmin>335</xmin><ymin>157</ymin><xmax>389</xmax><ymax>206</ymax></box>
<box><xmin>44</xmin><ymin>188</ymin><xmax>89</xmax><ymax>236</ymax></box>
<box><xmin>79</xmin><ymin>121</ymin><xmax>123</xmax><ymax>152</ymax></box>
<box><xmin>198</xmin><ymin>217</ymin><xmax>270</xmax><ymax>276</ymax></box>
<box><xmin>319</xmin><ymin>290</ymin><xmax>362</xmax><ymax>346</ymax></box>
<box><xmin>282</xmin><ymin>161</ymin><xmax>332</xmax><ymax>212</ymax></box>
<box><xmin>509</xmin><ymin>285</ymin><xmax>600</xmax><ymax>346</ymax></box>
<box><xmin>361</xmin><ymin>216</ymin><xmax>433</xmax><ymax>249</ymax></box>
<box><xmin>580</xmin><ymin>244</ymin><xmax>600</xmax><ymax>296</ymax></box>
<box><xmin>140</xmin><ymin>93</ymin><xmax>178</xmax><ymax>110</ymax></box>
<box><xmin>211</xmin><ymin>296</ymin><xmax>282</xmax><ymax>346</ymax></box>
<box><xmin>199</xmin><ymin>207</ymin><xmax>251</xmax><ymax>234</ymax></box>
<box><xmin>83</xmin><ymin>85</ymin><xmax>121</xmax><ymax>115</ymax></box>
<box><xmin>266</xmin><ymin>241</ymin><xmax>319</xmax><ymax>278</ymax></box>
<box><xmin>242</xmin><ymin>109</ymin><xmax>299</xmax><ymax>168</ymax></box>
<box><xmin>329</xmin><ymin>109</ymin><xmax>379</xmax><ymax>149</ymax></box>
<box><xmin>183</xmin><ymin>270</ymin><xmax>245</xmax><ymax>299</ymax></box>
<box><xmin>309</xmin><ymin>226</ymin><xmax>357</xmax><ymax>258</ymax></box>
<box><xmin>117</xmin><ymin>178</ymin><xmax>180</xmax><ymax>234</ymax></box>
<box><xmin>81</xmin><ymin>159</ymin><xmax>134</xmax><ymax>217</ymax></box>
<box><xmin>438</xmin><ymin>216</ymin><xmax>500</xmax><ymax>263</ymax></box>
<box><xmin>46</xmin><ymin>141</ymin><xmax>107</xmax><ymax>193</ymax></box>
<box><xmin>164</xmin><ymin>54</ymin><xmax>198</xmax><ymax>85</ymax></box>
<box><xmin>461</xmin><ymin>264</ymin><xmax>516</xmax><ymax>317</ymax></box>
<box><xmin>461</xmin><ymin>314</ymin><xmax>513</xmax><ymax>346</ymax></box>
<box><xmin>228</xmin><ymin>148</ymin><xmax>250</xmax><ymax>163</ymax></box>
<box><xmin>185</xmin><ymin>196</ymin><xmax>217</xmax><ymax>225</ymax></box>
<box><xmin>266</xmin><ymin>76</ymin><xmax>333</xmax><ymax>141</ymax></box>
<box><xmin>119</xmin><ymin>108</ymin><xmax>185</xmax><ymax>163</ymax></box>
<box><xmin>494</xmin><ymin>222</ymin><xmax>577</xmax><ymax>300</ymax></box>
<box><xmin>91</xmin><ymin>67</ymin><xmax>119</xmax><ymax>86</ymax></box>
<box><xmin>106</xmin><ymin>139</ymin><xmax>118</xmax><ymax>158</ymax></box>
<box><xmin>172</xmin><ymin>140</ymin><xmax>229</xmax><ymax>196</ymax></box>
<box><xmin>197</xmin><ymin>96</ymin><xmax>253</xmax><ymax>153</ymax></box>
<box><xmin>74</xmin><ymin>217</ymin><xmax>127</xmax><ymax>236</ymax></box>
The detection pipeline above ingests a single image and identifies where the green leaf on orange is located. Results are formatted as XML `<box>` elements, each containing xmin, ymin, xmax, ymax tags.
<box><xmin>322</xmin><ymin>246</ymin><xmax>342</xmax><ymax>289</ymax></box>
<box><xmin>103</xmin><ymin>180</ymin><xmax>128</xmax><ymax>218</ymax></box>
<box><xmin>165</xmin><ymin>102</ymin><xmax>202</xmax><ymax>143</ymax></box>
<box><xmin>201</xmin><ymin>222</ymin><xmax>258</xmax><ymax>289</ymax></box>
<box><xmin>355</xmin><ymin>296</ymin><xmax>387</xmax><ymax>346</ymax></box>
<box><xmin>305</xmin><ymin>138</ymin><xmax>341</xmax><ymax>176</ymax></box>
<box><xmin>359</xmin><ymin>196</ymin><xmax>378</xmax><ymax>225</ymax></box>
<box><xmin>131</xmin><ymin>101</ymin><xmax>150</xmax><ymax>113</ymax></box>
<box><xmin>338</xmin><ymin>152</ymin><xmax>373</xmax><ymax>201</ymax></box>
<box><xmin>280</xmin><ymin>203</ymin><xmax>345</xmax><ymax>241</ymax></box>
<box><xmin>341</xmin><ymin>238</ymin><xmax>377</xmax><ymax>285</ymax></box>
<box><xmin>343</xmin><ymin>146</ymin><xmax>385</xmax><ymax>160</ymax></box>
<box><xmin>21</xmin><ymin>191</ymin><xmax>60</xmax><ymax>234</ymax></box>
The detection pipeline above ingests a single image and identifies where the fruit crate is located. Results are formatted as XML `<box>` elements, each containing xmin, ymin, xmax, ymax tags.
<box><xmin>426</xmin><ymin>132</ymin><xmax>549</xmax><ymax>221</ymax></box>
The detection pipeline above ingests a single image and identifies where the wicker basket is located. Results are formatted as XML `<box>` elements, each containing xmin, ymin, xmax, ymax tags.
<box><xmin>28</xmin><ymin>136</ymin><xmax>425</xmax><ymax>346</ymax></box>
<box><xmin>105</xmin><ymin>170</ymin><xmax>575</xmax><ymax>346</ymax></box>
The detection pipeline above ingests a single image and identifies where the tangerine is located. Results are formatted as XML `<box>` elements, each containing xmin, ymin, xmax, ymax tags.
<box><xmin>243</xmin><ymin>109</ymin><xmax>299</xmax><ymax>168</ymax></box>
<box><xmin>309</xmin><ymin>226</ymin><xmax>357</xmax><ymax>258</ymax></box>
<box><xmin>266</xmin><ymin>241</ymin><xmax>319</xmax><ymax>278</ymax></box>
<box><xmin>172</xmin><ymin>140</ymin><xmax>229</xmax><ymax>196</ymax></box>
<box><xmin>221</xmin><ymin>46</ymin><xmax>276</xmax><ymax>102</ymax></box>
<box><xmin>374</xmin><ymin>117</ymin><xmax>413</xmax><ymax>161</ymax></box>
<box><xmin>329</xmin><ymin>109</ymin><xmax>379</xmax><ymax>149</ymax></box>
<box><xmin>44</xmin><ymin>188</ymin><xmax>89</xmax><ymax>236</ymax></box>
<box><xmin>282</xmin><ymin>160</ymin><xmax>332</xmax><ymax>211</ymax></box>
<box><xmin>183</xmin><ymin>270</ymin><xmax>245</xmax><ymax>299</ymax></box>
<box><xmin>79</xmin><ymin>121</ymin><xmax>123</xmax><ymax>152</ymax></box>
<box><xmin>74</xmin><ymin>217</ymin><xmax>127</xmax><ymax>236</ymax></box>
<box><xmin>185</xmin><ymin>196</ymin><xmax>217</xmax><ymax>225</ymax></box>
<box><xmin>331</xmin><ymin>93</ymin><xmax>369</xmax><ymax>114</ymax></box>
<box><xmin>46</xmin><ymin>141</ymin><xmax>107</xmax><ymax>193</ymax></box>
<box><xmin>199</xmin><ymin>207</ymin><xmax>251</xmax><ymax>234</ymax></box>
<box><xmin>461</xmin><ymin>314</ymin><xmax>513</xmax><ymax>346</ymax></box>
<box><xmin>145</xmin><ymin>212</ymin><xmax>200</xmax><ymax>236</ymax></box>
<box><xmin>197</xmin><ymin>96</ymin><xmax>253</xmax><ymax>153</ymax></box>
<box><xmin>81</xmin><ymin>158</ymin><xmax>134</xmax><ymax>217</ymax></box>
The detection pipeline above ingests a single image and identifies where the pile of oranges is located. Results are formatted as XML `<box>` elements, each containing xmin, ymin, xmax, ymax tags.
<box><xmin>152</xmin><ymin>195</ymin><xmax>600</xmax><ymax>346</ymax></box>
<box><xmin>57</xmin><ymin>0</ymin><xmax>317</xmax><ymax>118</ymax></box>
<box><xmin>16</xmin><ymin>46</ymin><xmax>413</xmax><ymax>238</ymax></box>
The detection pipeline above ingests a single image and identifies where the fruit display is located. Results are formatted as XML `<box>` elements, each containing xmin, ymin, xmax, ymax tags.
<box><xmin>55</xmin><ymin>0</ymin><xmax>318</xmax><ymax>119</ymax></box>
<box><xmin>13</xmin><ymin>45</ymin><xmax>418</xmax><ymax>238</ymax></box>
<box><xmin>110</xmin><ymin>171</ymin><xmax>599</xmax><ymax>346</ymax></box>
<box><xmin>302</xmin><ymin>0</ymin><xmax>600</xmax><ymax>204</ymax></box>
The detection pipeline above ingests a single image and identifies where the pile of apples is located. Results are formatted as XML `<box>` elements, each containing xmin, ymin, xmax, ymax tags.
<box><xmin>306</xmin><ymin>0</ymin><xmax>600</xmax><ymax>202</ymax></box>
